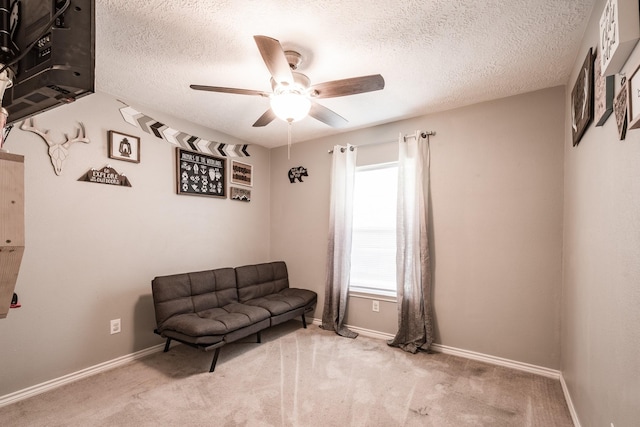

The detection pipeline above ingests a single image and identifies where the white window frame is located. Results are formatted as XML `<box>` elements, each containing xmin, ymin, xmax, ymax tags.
<box><xmin>349</xmin><ymin>162</ymin><xmax>397</xmax><ymax>300</ymax></box>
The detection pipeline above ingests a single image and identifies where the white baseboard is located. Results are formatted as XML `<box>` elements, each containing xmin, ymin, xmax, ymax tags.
<box><xmin>0</xmin><ymin>344</ymin><xmax>165</xmax><ymax>408</ymax></box>
<box><xmin>429</xmin><ymin>343</ymin><xmax>561</xmax><ymax>379</ymax></box>
<box><xmin>311</xmin><ymin>317</ymin><xmax>560</xmax><ymax>378</ymax></box>
<box><xmin>560</xmin><ymin>372</ymin><xmax>581</xmax><ymax>427</ymax></box>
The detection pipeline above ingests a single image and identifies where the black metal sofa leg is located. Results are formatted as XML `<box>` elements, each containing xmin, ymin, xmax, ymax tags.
<box><xmin>208</xmin><ymin>332</ymin><xmax>262</xmax><ymax>373</ymax></box>
<box><xmin>163</xmin><ymin>338</ymin><xmax>172</xmax><ymax>352</ymax></box>
<box><xmin>209</xmin><ymin>348</ymin><xmax>221</xmax><ymax>372</ymax></box>
<box><xmin>301</xmin><ymin>314</ymin><xmax>307</xmax><ymax>328</ymax></box>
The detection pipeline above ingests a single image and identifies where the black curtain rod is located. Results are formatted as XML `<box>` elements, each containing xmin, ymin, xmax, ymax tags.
<box><xmin>409</xmin><ymin>131</ymin><xmax>435</xmax><ymax>139</ymax></box>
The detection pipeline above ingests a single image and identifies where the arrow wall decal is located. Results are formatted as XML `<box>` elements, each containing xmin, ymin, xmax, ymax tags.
<box><xmin>118</xmin><ymin>105</ymin><xmax>250</xmax><ymax>157</ymax></box>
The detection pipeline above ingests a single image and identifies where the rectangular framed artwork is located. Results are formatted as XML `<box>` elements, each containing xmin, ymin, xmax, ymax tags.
<box><xmin>176</xmin><ymin>147</ymin><xmax>226</xmax><ymax>198</ymax></box>
<box><xmin>627</xmin><ymin>64</ymin><xmax>640</xmax><ymax>130</ymax></box>
<box><xmin>108</xmin><ymin>130</ymin><xmax>140</xmax><ymax>163</ymax></box>
<box><xmin>594</xmin><ymin>49</ymin><xmax>615</xmax><ymax>126</ymax></box>
<box><xmin>571</xmin><ymin>48</ymin><xmax>594</xmax><ymax>146</ymax></box>
<box><xmin>230</xmin><ymin>160</ymin><xmax>253</xmax><ymax>187</ymax></box>
<box><xmin>614</xmin><ymin>80</ymin><xmax>628</xmax><ymax>140</ymax></box>
<box><xmin>230</xmin><ymin>186</ymin><xmax>251</xmax><ymax>202</ymax></box>
<box><xmin>599</xmin><ymin>0</ymin><xmax>640</xmax><ymax>76</ymax></box>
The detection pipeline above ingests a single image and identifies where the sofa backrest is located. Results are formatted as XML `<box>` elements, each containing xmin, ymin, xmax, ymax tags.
<box><xmin>235</xmin><ymin>261</ymin><xmax>289</xmax><ymax>302</ymax></box>
<box><xmin>152</xmin><ymin>268</ymin><xmax>237</xmax><ymax>327</ymax></box>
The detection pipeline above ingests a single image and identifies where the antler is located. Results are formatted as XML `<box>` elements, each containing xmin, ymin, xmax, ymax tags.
<box><xmin>19</xmin><ymin>118</ymin><xmax>91</xmax><ymax>176</ymax></box>
<box><xmin>62</xmin><ymin>122</ymin><xmax>90</xmax><ymax>148</ymax></box>
<box><xmin>20</xmin><ymin>117</ymin><xmax>54</xmax><ymax>146</ymax></box>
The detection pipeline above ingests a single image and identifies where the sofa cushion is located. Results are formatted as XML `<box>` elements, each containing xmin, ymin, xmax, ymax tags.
<box><xmin>162</xmin><ymin>316</ymin><xmax>271</xmax><ymax>346</ymax></box>
<box><xmin>152</xmin><ymin>267</ymin><xmax>238</xmax><ymax>328</ymax></box>
<box><xmin>160</xmin><ymin>303</ymin><xmax>270</xmax><ymax>336</ymax></box>
<box><xmin>243</xmin><ymin>288</ymin><xmax>317</xmax><ymax>315</ymax></box>
<box><xmin>235</xmin><ymin>261</ymin><xmax>290</xmax><ymax>302</ymax></box>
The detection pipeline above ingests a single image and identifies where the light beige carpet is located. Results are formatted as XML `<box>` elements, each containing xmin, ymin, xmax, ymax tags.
<box><xmin>0</xmin><ymin>322</ymin><xmax>572</xmax><ymax>426</ymax></box>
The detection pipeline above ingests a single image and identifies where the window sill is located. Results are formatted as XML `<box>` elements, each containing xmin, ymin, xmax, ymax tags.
<box><xmin>348</xmin><ymin>289</ymin><xmax>397</xmax><ymax>303</ymax></box>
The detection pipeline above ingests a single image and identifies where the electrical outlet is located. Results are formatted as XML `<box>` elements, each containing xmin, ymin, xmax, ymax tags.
<box><xmin>372</xmin><ymin>300</ymin><xmax>380</xmax><ymax>312</ymax></box>
<box><xmin>110</xmin><ymin>318</ymin><xmax>121</xmax><ymax>334</ymax></box>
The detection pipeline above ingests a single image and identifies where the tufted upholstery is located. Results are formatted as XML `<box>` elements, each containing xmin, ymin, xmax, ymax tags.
<box><xmin>236</xmin><ymin>261</ymin><xmax>317</xmax><ymax>316</ymax></box>
<box><xmin>235</xmin><ymin>262</ymin><xmax>289</xmax><ymax>301</ymax></box>
<box><xmin>151</xmin><ymin>261</ymin><xmax>317</xmax><ymax>371</ymax></box>
<box><xmin>152</xmin><ymin>268</ymin><xmax>250</xmax><ymax>332</ymax></box>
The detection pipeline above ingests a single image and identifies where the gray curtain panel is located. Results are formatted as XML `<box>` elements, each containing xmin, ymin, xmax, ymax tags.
<box><xmin>321</xmin><ymin>145</ymin><xmax>358</xmax><ymax>339</ymax></box>
<box><xmin>388</xmin><ymin>132</ymin><xmax>434</xmax><ymax>353</ymax></box>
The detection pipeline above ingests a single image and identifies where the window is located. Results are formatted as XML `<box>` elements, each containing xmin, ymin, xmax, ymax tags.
<box><xmin>349</xmin><ymin>162</ymin><xmax>397</xmax><ymax>297</ymax></box>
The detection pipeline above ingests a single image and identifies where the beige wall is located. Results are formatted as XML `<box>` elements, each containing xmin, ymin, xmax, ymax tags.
<box><xmin>0</xmin><ymin>92</ymin><xmax>271</xmax><ymax>396</ymax></box>
<box><xmin>562</xmin><ymin>1</ymin><xmax>640</xmax><ymax>425</ymax></box>
<box><xmin>270</xmin><ymin>86</ymin><xmax>565</xmax><ymax>369</ymax></box>
<box><xmin>3</xmin><ymin>23</ymin><xmax>635</xmax><ymax>422</ymax></box>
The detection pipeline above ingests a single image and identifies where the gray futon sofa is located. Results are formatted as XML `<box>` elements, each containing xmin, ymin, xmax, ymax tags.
<box><xmin>151</xmin><ymin>261</ymin><xmax>317</xmax><ymax>372</ymax></box>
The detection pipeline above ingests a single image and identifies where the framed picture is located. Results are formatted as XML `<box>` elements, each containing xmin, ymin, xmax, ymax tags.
<box><xmin>614</xmin><ymin>80</ymin><xmax>628</xmax><ymax>140</ymax></box>
<box><xmin>230</xmin><ymin>160</ymin><xmax>253</xmax><ymax>187</ymax></box>
<box><xmin>230</xmin><ymin>187</ymin><xmax>251</xmax><ymax>202</ymax></box>
<box><xmin>108</xmin><ymin>130</ymin><xmax>140</xmax><ymax>163</ymax></box>
<box><xmin>571</xmin><ymin>48</ymin><xmax>594</xmax><ymax>146</ymax></box>
<box><xmin>599</xmin><ymin>0</ymin><xmax>640</xmax><ymax>76</ymax></box>
<box><xmin>176</xmin><ymin>147</ymin><xmax>226</xmax><ymax>198</ymax></box>
<box><xmin>594</xmin><ymin>49</ymin><xmax>615</xmax><ymax>126</ymax></box>
<box><xmin>627</xmin><ymin>65</ymin><xmax>640</xmax><ymax>130</ymax></box>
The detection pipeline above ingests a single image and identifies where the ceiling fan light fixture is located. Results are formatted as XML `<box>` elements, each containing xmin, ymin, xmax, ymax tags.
<box><xmin>190</xmin><ymin>36</ymin><xmax>384</xmax><ymax>129</ymax></box>
<box><xmin>270</xmin><ymin>90</ymin><xmax>311</xmax><ymax>123</ymax></box>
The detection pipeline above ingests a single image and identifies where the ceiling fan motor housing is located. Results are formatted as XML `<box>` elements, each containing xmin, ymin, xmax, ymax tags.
<box><xmin>284</xmin><ymin>50</ymin><xmax>303</xmax><ymax>70</ymax></box>
<box><xmin>270</xmin><ymin>72</ymin><xmax>310</xmax><ymax>93</ymax></box>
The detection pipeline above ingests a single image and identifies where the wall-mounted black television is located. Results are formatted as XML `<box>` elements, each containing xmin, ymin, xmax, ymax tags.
<box><xmin>0</xmin><ymin>0</ymin><xmax>94</xmax><ymax>125</ymax></box>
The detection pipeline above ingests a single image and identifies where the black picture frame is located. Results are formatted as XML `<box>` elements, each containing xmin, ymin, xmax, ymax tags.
<box><xmin>108</xmin><ymin>130</ymin><xmax>140</xmax><ymax>163</ymax></box>
<box><xmin>176</xmin><ymin>148</ymin><xmax>226</xmax><ymax>198</ymax></box>
<box><xmin>571</xmin><ymin>48</ymin><xmax>594</xmax><ymax>146</ymax></box>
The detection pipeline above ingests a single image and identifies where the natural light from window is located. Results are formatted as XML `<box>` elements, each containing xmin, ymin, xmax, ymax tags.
<box><xmin>350</xmin><ymin>162</ymin><xmax>397</xmax><ymax>297</ymax></box>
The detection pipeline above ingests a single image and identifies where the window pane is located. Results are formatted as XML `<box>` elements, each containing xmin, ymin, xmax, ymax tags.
<box><xmin>350</xmin><ymin>164</ymin><xmax>397</xmax><ymax>294</ymax></box>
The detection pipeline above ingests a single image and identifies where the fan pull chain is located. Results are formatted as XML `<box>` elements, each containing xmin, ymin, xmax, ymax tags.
<box><xmin>287</xmin><ymin>120</ymin><xmax>292</xmax><ymax>160</ymax></box>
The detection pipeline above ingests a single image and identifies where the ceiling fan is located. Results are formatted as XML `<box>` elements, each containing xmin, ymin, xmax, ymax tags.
<box><xmin>190</xmin><ymin>35</ymin><xmax>385</xmax><ymax>128</ymax></box>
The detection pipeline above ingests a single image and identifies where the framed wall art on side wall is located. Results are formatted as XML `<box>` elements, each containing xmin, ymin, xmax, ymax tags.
<box><xmin>614</xmin><ymin>80</ymin><xmax>628</xmax><ymax>140</ymax></box>
<box><xmin>571</xmin><ymin>48</ymin><xmax>594</xmax><ymax>146</ymax></box>
<box><xmin>599</xmin><ymin>0</ymin><xmax>640</xmax><ymax>76</ymax></box>
<box><xmin>594</xmin><ymin>49</ymin><xmax>615</xmax><ymax>126</ymax></box>
<box><xmin>627</xmin><ymin>65</ymin><xmax>640</xmax><ymax>130</ymax></box>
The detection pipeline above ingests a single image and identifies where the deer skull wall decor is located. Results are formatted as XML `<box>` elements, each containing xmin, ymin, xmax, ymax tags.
<box><xmin>20</xmin><ymin>118</ymin><xmax>90</xmax><ymax>175</ymax></box>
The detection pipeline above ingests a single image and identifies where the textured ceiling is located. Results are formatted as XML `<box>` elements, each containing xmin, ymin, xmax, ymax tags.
<box><xmin>96</xmin><ymin>0</ymin><xmax>595</xmax><ymax>148</ymax></box>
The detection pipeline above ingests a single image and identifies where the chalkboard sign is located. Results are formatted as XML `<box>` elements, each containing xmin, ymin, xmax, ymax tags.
<box><xmin>176</xmin><ymin>148</ymin><xmax>226</xmax><ymax>198</ymax></box>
